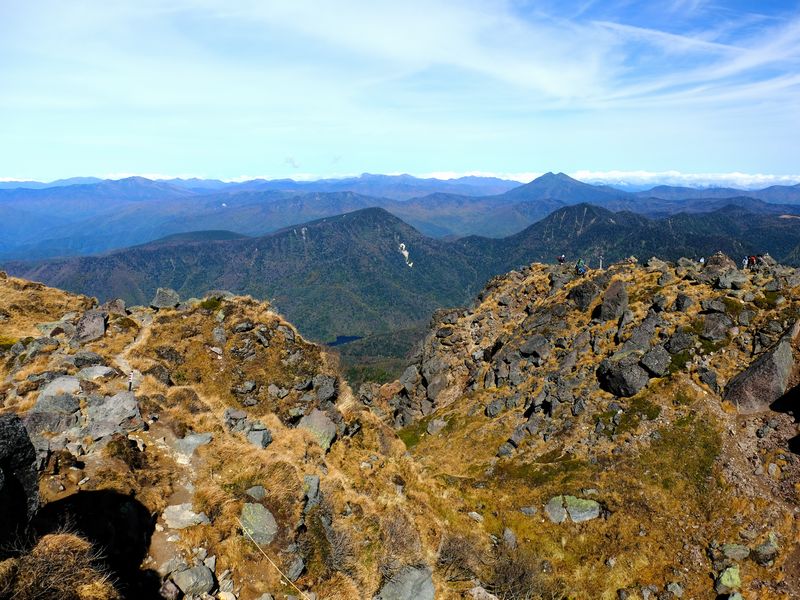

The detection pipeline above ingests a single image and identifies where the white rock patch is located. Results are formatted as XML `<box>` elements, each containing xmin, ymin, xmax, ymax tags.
<box><xmin>399</xmin><ymin>242</ymin><xmax>413</xmax><ymax>268</ymax></box>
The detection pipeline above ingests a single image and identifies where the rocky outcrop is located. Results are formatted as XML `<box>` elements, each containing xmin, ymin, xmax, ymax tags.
<box><xmin>724</xmin><ymin>322</ymin><xmax>798</xmax><ymax>413</ymax></box>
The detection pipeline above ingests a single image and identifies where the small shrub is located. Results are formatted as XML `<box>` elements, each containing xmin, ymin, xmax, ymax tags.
<box><xmin>437</xmin><ymin>533</ymin><xmax>484</xmax><ymax>581</ymax></box>
<box><xmin>199</xmin><ymin>297</ymin><xmax>222</xmax><ymax>312</ymax></box>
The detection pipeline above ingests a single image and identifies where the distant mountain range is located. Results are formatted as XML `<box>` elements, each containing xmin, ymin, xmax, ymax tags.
<box><xmin>2</xmin><ymin>172</ymin><xmax>800</xmax><ymax>260</ymax></box>
<box><xmin>7</xmin><ymin>203</ymin><xmax>800</xmax><ymax>344</ymax></box>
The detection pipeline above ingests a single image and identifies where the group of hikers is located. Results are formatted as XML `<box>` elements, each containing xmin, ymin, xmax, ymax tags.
<box><xmin>556</xmin><ymin>254</ymin><xmax>588</xmax><ymax>276</ymax></box>
<box><xmin>559</xmin><ymin>252</ymin><xmax>769</xmax><ymax>276</ymax></box>
<box><xmin>743</xmin><ymin>254</ymin><xmax>768</xmax><ymax>271</ymax></box>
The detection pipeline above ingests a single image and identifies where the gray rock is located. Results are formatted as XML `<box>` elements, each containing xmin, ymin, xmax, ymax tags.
<box><xmin>246</xmin><ymin>485</ymin><xmax>267</xmax><ymax>501</ymax></box>
<box><xmin>304</xmin><ymin>474</ymin><xmax>321</xmax><ymax>512</ymax></box>
<box><xmin>233</xmin><ymin>320</ymin><xmax>255</xmax><ymax>333</ymax></box>
<box><xmin>374</xmin><ymin>566</ymin><xmax>435</xmax><ymax>600</ymax></box>
<box><xmin>174</xmin><ymin>433</ymin><xmax>213</xmax><ymax>460</ymax></box>
<box><xmin>426</xmin><ymin>418</ymin><xmax>447</xmax><ymax>435</ymax></box>
<box><xmin>597</xmin><ymin>356</ymin><xmax>650</xmax><ymax>397</ymax></box>
<box><xmin>426</xmin><ymin>374</ymin><xmax>448</xmax><ymax>402</ymax></box>
<box><xmin>313</xmin><ymin>375</ymin><xmax>338</xmax><ymax>403</ymax></box>
<box><xmin>73</xmin><ymin>350</ymin><xmax>105</xmax><ymax>368</ymax></box>
<box><xmin>544</xmin><ymin>496</ymin><xmax>567</xmax><ymax>524</ymax></box>
<box><xmin>564</xmin><ymin>495</ymin><xmax>601</xmax><ymax>522</ymax></box>
<box><xmin>39</xmin><ymin>376</ymin><xmax>81</xmax><ymax>398</ymax></box>
<box><xmin>241</xmin><ymin>503</ymin><xmax>278</xmax><ymax>545</ymax></box>
<box><xmin>247</xmin><ymin>428</ymin><xmax>273</xmax><ymax>449</ymax></box>
<box><xmin>752</xmin><ymin>532</ymin><xmax>779</xmax><ymax>565</ymax></box>
<box><xmin>640</xmin><ymin>345</ymin><xmax>671</xmax><ymax>378</ymax></box>
<box><xmin>298</xmin><ymin>409</ymin><xmax>337</xmax><ymax>450</ymax></box>
<box><xmin>286</xmin><ymin>556</ymin><xmax>305</xmax><ymax>581</ymax></box>
<box><xmin>77</xmin><ymin>366</ymin><xmax>117</xmax><ymax>381</ymax></box>
<box><xmin>172</xmin><ymin>565</ymin><xmax>215</xmax><ymax>595</ymax></box>
<box><xmin>721</xmin><ymin>543</ymin><xmax>750</xmax><ymax>561</ymax></box>
<box><xmin>163</xmin><ymin>503</ymin><xmax>211</xmax><ymax>529</ymax></box>
<box><xmin>519</xmin><ymin>334</ymin><xmax>551</xmax><ymax>363</ymax></box>
<box><xmin>665</xmin><ymin>331</ymin><xmax>695</xmax><ymax>354</ymax></box>
<box><xmin>545</xmin><ymin>495</ymin><xmax>601</xmax><ymax>523</ymax></box>
<box><xmin>702</xmin><ymin>313</ymin><xmax>733</xmax><ymax>341</ymax></box>
<box><xmin>485</xmin><ymin>399</ymin><xmax>504</xmax><ymax>418</ymax></box>
<box><xmin>150</xmin><ymin>287</ymin><xmax>180</xmax><ymax>309</ymax></box>
<box><xmin>100</xmin><ymin>298</ymin><xmax>127</xmax><ymax>316</ymax></box>
<box><xmin>673</xmin><ymin>293</ymin><xmax>693</xmax><ymax>312</ymax></box>
<box><xmin>666</xmin><ymin>582</ymin><xmax>684</xmax><ymax>598</ymax></box>
<box><xmin>85</xmin><ymin>391</ymin><xmax>143</xmax><ymax>440</ymax></box>
<box><xmin>599</xmin><ymin>280</ymin><xmax>628</xmax><ymax>322</ymax></box>
<box><xmin>0</xmin><ymin>414</ymin><xmax>39</xmax><ymax>546</ymax></box>
<box><xmin>399</xmin><ymin>365</ymin><xmax>420</xmax><ymax>393</ymax></box>
<box><xmin>567</xmin><ymin>280</ymin><xmax>601</xmax><ymax>312</ymax></box>
<box><xmin>75</xmin><ymin>310</ymin><xmax>107</xmax><ymax>343</ymax></box>
<box><xmin>212</xmin><ymin>326</ymin><xmax>227</xmax><ymax>346</ymax></box>
<box><xmin>724</xmin><ymin>324</ymin><xmax>797</xmax><ymax>413</ymax></box>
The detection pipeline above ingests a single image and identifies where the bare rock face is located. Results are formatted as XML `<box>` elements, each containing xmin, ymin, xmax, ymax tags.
<box><xmin>0</xmin><ymin>414</ymin><xmax>39</xmax><ymax>550</ymax></box>
<box><xmin>724</xmin><ymin>322</ymin><xmax>798</xmax><ymax>413</ymax></box>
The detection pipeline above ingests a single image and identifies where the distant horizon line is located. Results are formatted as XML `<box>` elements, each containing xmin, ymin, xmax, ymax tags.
<box><xmin>1</xmin><ymin>169</ymin><xmax>800</xmax><ymax>190</ymax></box>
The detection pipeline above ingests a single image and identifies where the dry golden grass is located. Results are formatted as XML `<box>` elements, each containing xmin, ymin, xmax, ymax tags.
<box><xmin>0</xmin><ymin>275</ymin><xmax>94</xmax><ymax>338</ymax></box>
<box><xmin>4</xmin><ymin>533</ymin><xmax>119</xmax><ymax>600</ymax></box>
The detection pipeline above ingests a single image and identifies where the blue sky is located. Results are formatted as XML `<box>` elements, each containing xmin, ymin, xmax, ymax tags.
<box><xmin>1</xmin><ymin>0</ymin><xmax>799</xmax><ymax>186</ymax></box>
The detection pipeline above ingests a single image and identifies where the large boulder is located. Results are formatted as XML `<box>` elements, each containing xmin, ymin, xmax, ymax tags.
<box><xmin>75</xmin><ymin>310</ymin><xmax>107</xmax><ymax>343</ymax></box>
<box><xmin>598</xmin><ymin>280</ymin><xmax>628</xmax><ymax>322</ymax></box>
<box><xmin>374</xmin><ymin>566</ymin><xmax>435</xmax><ymax>600</ymax></box>
<box><xmin>724</xmin><ymin>323</ymin><xmax>798</xmax><ymax>413</ymax></box>
<box><xmin>150</xmin><ymin>288</ymin><xmax>180</xmax><ymax>309</ymax></box>
<box><xmin>0</xmin><ymin>414</ymin><xmax>39</xmax><ymax>550</ymax></box>
<box><xmin>567</xmin><ymin>280</ymin><xmax>600</xmax><ymax>312</ymax></box>
<box><xmin>597</xmin><ymin>356</ymin><xmax>650</xmax><ymax>397</ymax></box>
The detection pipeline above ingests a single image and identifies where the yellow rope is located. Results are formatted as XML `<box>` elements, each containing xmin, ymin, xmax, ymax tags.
<box><xmin>235</xmin><ymin>516</ymin><xmax>313</xmax><ymax>600</ymax></box>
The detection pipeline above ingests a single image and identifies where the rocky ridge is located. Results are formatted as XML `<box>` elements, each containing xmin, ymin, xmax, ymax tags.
<box><xmin>1</xmin><ymin>255</ymin><xmax>800</xmax><ymax>599</ymax></box>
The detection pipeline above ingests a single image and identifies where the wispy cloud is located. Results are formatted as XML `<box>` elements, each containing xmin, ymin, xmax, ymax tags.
<box><xmin>0</xmin><ymin>1</ymin><xmax>798</xmax><ymax>178</ymax></box>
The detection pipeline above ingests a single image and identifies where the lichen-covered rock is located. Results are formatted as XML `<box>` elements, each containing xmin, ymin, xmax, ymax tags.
<box><xmin>640</xmin><ymin>345</ymin><xmax>671</xmax><ymax>377</ymax></box>
<box><xmin>374</xmin><ymin>565</ymin><xmax>435</xmax><ymax>600</ymax></box>
<box><xmin>241</xmin><ymin>503</ymin><xmax>278</xmax><ymax>545</ymax></box>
